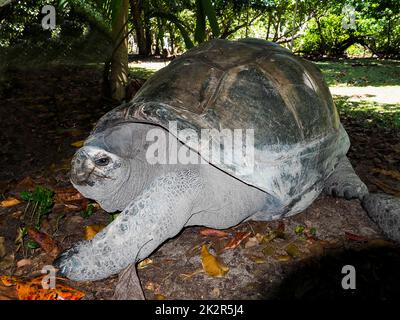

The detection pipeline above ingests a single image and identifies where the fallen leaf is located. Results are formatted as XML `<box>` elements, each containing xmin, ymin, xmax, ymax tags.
<box><xmin>84</xmin><ymin>224</ymin><xmax>105</xmax><ymax>240</ymax></box>
<box><xmin>201</xmin><ymin>245</ymin><xmax>229</xmax><ymax>277</ymax></box>
<box><xmin>54</xmin><ymin>188</ymin><xmax>85</xmax><ymax>203</ymax></box>
<box><xmin>248</xmin><ymin>255</ymin><xmax>266</xmax><ymax>264</ymax></box>
<box><xmin>0</xmin><ymin>197</ymin><xmax>21</xmax><ymax>207</ymax></box>
<box><xmin>155</xmin><ymin>294</ymin><xmax>166</xmax><ymax>300</ymax></box>
<box><xmin>372</xmin><ymin>168</ymin><xmax>400</xmax><ymax>181</ymax></box>
<box><xmin>0</xmin><ymin>275</ymin><xmax>84</xmax><ymax>300</ymax></box>
<box><xmin>369</xmin><ymin>178</ymin><xmax>400</xmax><ymax>196</ymax></box>
<box><xmin>274</xmin><ymin>254</ymin><xmax>291</xmax><ymax>262</ymax></box>
<box><xmin>16</xmin><ymin>259</ymin><xmax>31</xmax><ymax>268</ymax></box>
<box><xmin>15</xmin><ymin>176</ymin><xmax>36</xmax><ymax>191</ymax></box>
<box><xmin>27</xmin><ymin>228</ymin><xmax>60</xmax><ymax>257</ymax></box>
<box><xmin>224</xmin><ymin>232</ymin><xmax>251</xmax><ymax>250</ymax></box>
<box><xmin>211</xmin><ymin>287</ymin><xmax>221</xmax><ymax>298</ymax></box>
<box><xmin>0</xmin><ymin>284</ymin><xmax>18</xmax><ymax>300</ymax></box>
<box><xmin>244</xmin><ymin>236</ymin><xmax>259</xmax><ymax>248</ymax></box>
<box><xmin>113</xmin><ymin>264</ymin><xmax>145</xmax><ymax>300</ymax></box>
<box><xmin>345</xmin><ymin>231</ymin><xmax>368</xmax><ymax>242</ymax></box>
<box><xmin>71</xmin><ymin>140</ymin><xmax>84</xmax><ymax>148</ymax></box>
<box><xmin>144</xmin><ymin>281</ymin><xmax>159</xmax><ymax>291</ymax></box>
<box><xmin>200</xmin><ymin>228</ymin><xmax>229</xmax><ymax>237</ymax></box>
<box><xmin>285</xmin><ymin>243</ymin><xmax>301</xmax><ymax>258</ymax></box>
<box><xmin>180</xmin><ymin>268</ymin><xmax>204</xmax><ymax>279</ymax></box>
<box><xmin>262</xmin><ymin>245</ymin><xmax>275</xmax><ymax>256</ymax></box>
<box><xmin>54</xmin><ymin>188</ymin><xmax>88</xmax><ymax>212</ymax></box>
<box><xmin>137</xmin><ymin>258</ymin><xmax>153</xmax><ymax>270</ymax></box>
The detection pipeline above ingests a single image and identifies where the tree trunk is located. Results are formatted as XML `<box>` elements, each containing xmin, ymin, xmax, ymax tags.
<box><xmin>111</xmin><ymin>0</ymin><xmax>129</xmax><ymax>101</ymax></box>
<box><xmin>130</xmin><ymin>0</ymin><xmax>148</xmax><ymax>56</ymax></box>
<box><xmin>168</xmin><ymin>24</ymin><xmax>175</xmax><ymax>55</ymax></box>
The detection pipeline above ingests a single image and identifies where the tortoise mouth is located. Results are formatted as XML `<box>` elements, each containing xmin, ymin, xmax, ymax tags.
<box><xmin>70</xmin><ymin>151</ymin><xmax>95</xmax><ymax>186</ymax></box>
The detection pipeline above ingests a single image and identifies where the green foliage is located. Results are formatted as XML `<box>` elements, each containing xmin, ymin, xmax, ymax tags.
<box><xmin>21</xmin><ymin>186</ymin><xmax>54</xmax><ymax>229</ymax></box>
<box><xmin>315</xmin><ymin>59</ymin><xmax>400</xmax><ymax>87</ymax></box>
<box><xmin>1</xmin><ymin>0</ymin><xmax>399</xmax><ymax>60</ymax></box>
<box><xmin>82</xmin><ymin>202</ymin><xmax>95</xmax><ymax>218</ymax></box>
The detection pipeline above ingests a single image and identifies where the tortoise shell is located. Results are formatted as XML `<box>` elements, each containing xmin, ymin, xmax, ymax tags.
<box><xmin>89</xmin><ymin>38</ymin><xmax>350</xmax><ymax>210</ymax></box>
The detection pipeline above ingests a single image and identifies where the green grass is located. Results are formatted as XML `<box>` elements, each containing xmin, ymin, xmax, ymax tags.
<box><xmin>334</xmin><ymin>96</ymin><xmax>400</xmax><ymax>129</ymax></box>
<box><xmin>315</xmin><ymin>59</ymin><xmax>400</xmax><ymax>87</ymax></box>
<box><xmin>129</xmin><ymin>66</ymin><xmax>156</xmax><ymax>80</ymax></box>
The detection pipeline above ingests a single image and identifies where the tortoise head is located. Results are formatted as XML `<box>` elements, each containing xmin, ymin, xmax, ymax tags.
<box><xmin>70</xmin><ymin>145</ymin><xmax>130</xmax><ymax>209</ymax></box>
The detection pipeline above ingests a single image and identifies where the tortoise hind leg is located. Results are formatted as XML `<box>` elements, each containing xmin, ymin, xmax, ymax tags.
<box><xmin>323</xmin><ymin>156</ymin><xmax>368</xmax><ymax>200</ymax></box>
<box><xmin>362</xmin><ymin>193</ymin><xmax>400</xmax><ymax>243</ymax></box>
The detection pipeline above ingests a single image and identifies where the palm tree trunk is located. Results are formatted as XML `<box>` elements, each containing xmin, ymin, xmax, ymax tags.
<box><xmin>111</xmin><ymin>0</ymin><xmax>129</xmax><ymax>101</ymax></box>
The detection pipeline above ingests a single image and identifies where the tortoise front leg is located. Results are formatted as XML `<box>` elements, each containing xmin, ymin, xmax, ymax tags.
<box><xmin>54</xmin><ymin>169</ymin><xmax>204</xmax><ymax>281</ymax></box>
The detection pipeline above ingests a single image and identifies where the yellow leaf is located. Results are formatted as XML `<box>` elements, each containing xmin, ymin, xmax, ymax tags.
<box><xmin>0</xmin><ymin>198</ymin><xmax>21</xmax><ymax>207</ymax></box>
<box><xmin>137</xmin><ymin>258</ymin><xmax>153</xmax><ymax>269</ymax></box>
<box><xmin>201</xmin><ymin>245</ymin><xmax>229</xmax><ymax>277</ymax></box>
<box><xmin>84</xmin><ymin>224</ymin><xmax>105</xmax><ymax>240</ymax></box>
<box><xmin>155</xmin><ymin>294</ymin><xmax>166</xmax><ymax>300</ymax></box>
<box><xmin>71</xmin><ymin>140</ymin><xmax>84</xmax><ymax>148</ymax></box>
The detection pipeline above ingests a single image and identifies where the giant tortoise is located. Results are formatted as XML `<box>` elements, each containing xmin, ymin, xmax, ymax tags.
<box><xmin>54</xmin><ymin>38</ymin><xmax>400</xmax><ymax>283</ymax></box>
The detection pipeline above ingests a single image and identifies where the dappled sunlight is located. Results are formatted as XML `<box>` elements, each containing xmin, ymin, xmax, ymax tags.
<box><xmin>316</xmin><ymin>59</ymin><xmax>400</xmax><ymax>87</ymax></box>
<box><xmin>334</xmin><ymin>96</ymin><xmax>400</xmax><ymax>129</ymax></box>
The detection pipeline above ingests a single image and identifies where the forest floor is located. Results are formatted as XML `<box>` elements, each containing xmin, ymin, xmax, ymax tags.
<box><xmin>0</xmin><ymin>58</ymin><xmax>400</xmax><ymax>300</ymax></box>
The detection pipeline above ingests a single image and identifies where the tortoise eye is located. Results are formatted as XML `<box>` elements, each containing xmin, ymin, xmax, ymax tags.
<box><xmin>95</xmin><ymin>157</ymin><xmax>110</xmax><ymax>166</ymax></box>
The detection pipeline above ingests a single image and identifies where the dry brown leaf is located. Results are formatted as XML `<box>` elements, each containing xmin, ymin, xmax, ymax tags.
<box><xmin>54</xmin><ymin>188</ymin><xmax>88</xmax><ymax>212</ymax></box>
<box><xmin>84</xmin><ymin>224</ymin><xmax>105</xmax><ymax>240</ymax></box>
<box><xmin>224</xmin><ymin>231</ymin><xmax>251</xmax><ymax>250</ymax></box>
<box><xmin>201</xmin><ymin>245</ymin><xmax>229</xmax><ymax>277</ymax></box>
<box><xmin>200</xmin><ymin>228</ymin><xmax>229</xmax><ymax>237</ymax></box>
<box><xmin>0</xmin><ymin>284</ymin><xmax>18</xmax><ymax>300</ymax></box>
<box><xmin>0</xmin><ymin>197</ymin><xmax>21</xmax><ymax>207</ymax></box>
<box><xmin>369</xmin><ymin>178</ymin><xmax>400</xmax><ymax>196</ymax></box>
<box><xmin>345</xmin><ymin>231</ymin><xmax>368</xmax><ymax>242</ymax></box>
<box><xmin>27</xmin><ymin>228</ymin><xmax>60</xmax><ymax>257</ymax></box>
<box><xmin>112</xmin><ymin>264</ymin><xmax>145</xmax><ymax>300</ymax></box>
<box><xmin>54</xmin><ymin>187</ymin><xmax>85</xmax><ymax>203</ymax></box>
<box><xmin>15</xmin><ymin>176</ymin><xmax>36</xmax><ymax>191</ymax></box>
<box><xmin>16</xmin><ymin>259</ymin><xmax>32</xmax><ymax>268</ymax></box>
<box><xmin>372</xmin><ymin>168</ymin><xmax>400</xmax><ymax>180</ymax></box>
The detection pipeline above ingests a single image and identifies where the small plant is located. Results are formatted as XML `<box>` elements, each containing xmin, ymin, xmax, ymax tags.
<box><xmin>82</xmin><ymin>202</ymin><xmax>95</xmax><ymax>218</ymax></box>
<box><xmin>20</xmin><ymin>186</ymin><xmax>54</xmax><ymax>229</ymax></box>
<box><xmin>294</xmin><ymin>225</ymin><xmax>305</xmax><ymax>235</ymax></box>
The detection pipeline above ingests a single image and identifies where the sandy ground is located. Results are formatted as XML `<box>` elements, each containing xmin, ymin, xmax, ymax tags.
<box><xmin>330</xmin><ymin>86</ymin><xmax>400</xmax><ymax>104</ymax></box>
